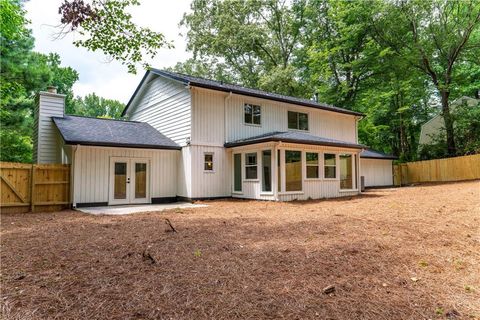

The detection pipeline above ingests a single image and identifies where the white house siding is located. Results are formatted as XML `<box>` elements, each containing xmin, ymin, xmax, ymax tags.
<box><xmin>221</xmin><ymin>90</ymin><xmax>357</xmax><ymax>143</ymax></box>
<box><xmin>34</xmin><ymin>92</ymin><xmax>65</xmax><ymax>164</ymax></box>
<box><xmin>191</xmin><ymin>88</ymin><xmax>226</xmax><ymax>145</ymax></box>
<box><xmin>177</xmin><ymin>147</ymin><xmax>192</xmax><ymax>198</ymax></box>
<box><xmin>72</xmin><ymin>146</ymin><xmax>178</xmax><ymax>205</ymax></box>
<box><xmin>127</xmin><ymin>76</ymin><xmax>191</xmax><ymax>146</ymax></box>
<box><xmin>230</xmin><ymin>142</ymin><xmax>360</xmax><ymax>201</ymax></box>
<box><xmin>190</xmin><ymin>145</ymin><xmax>231</xmax><ymax>198</ymax></box>
<box><xmin>360</xmin><ymin>158</ymin><xmax>393</xmax><ymax>187</ymax></box>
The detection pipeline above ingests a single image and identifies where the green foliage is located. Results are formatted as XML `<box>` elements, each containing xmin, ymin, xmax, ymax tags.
<box><xmin>59</xmin><ymin>0</ymin><xmax>172</xmax><ymax>73</ymax></box>
<box><xmin>179</xmin><ymin>0</ymin><xmax>309</xmax><ymax>97</ymax></box>
<box><xmin>453</xmin><ymin>101</ymin><xmax>480</xmax><ymax>155</ymax></box>
<box><xmin>178</xmin><ymin>0</ymin><xmax>480</xmax><ymax>161</ymax></box>
<box><xmin>71</xmin><ymin>93</ymin><xmax>124</xmax><ymax>119</ymax></box>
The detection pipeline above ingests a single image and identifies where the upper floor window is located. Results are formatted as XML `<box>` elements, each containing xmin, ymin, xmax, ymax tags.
<box><xmin>288</xmin><ymin>111</ymin><xmax>308</xmax><ymax>131</ymax></box>
<box><xmin>244</xmin><ymin>103</ymin><xmax>261</xmax><ymax>125</ymax></box>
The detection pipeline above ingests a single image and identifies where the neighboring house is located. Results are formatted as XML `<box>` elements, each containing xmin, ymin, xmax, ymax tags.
<box><xmin>419</xmin><ymin>96</ymin><xmax>479</xmax><ymax>146</ymax></box>
<box><xmin>33</xmin><ymin>70</ymin><xmax>395</xmax><ymax>207</ymax></box>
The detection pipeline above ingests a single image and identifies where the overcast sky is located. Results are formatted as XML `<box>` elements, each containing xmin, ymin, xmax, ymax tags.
<box><xmin>24</xmin><ymin>0</ymin><xmax>192</xmax><ymax>103</ymax></box>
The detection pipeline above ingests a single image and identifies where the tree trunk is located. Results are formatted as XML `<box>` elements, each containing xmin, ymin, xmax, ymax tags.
<box><xmin>440</xmin><ymin>91</ymin><xmax>456</xmax><ymax>156</ymax></box>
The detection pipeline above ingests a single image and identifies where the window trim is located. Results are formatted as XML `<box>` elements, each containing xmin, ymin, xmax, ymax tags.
<box><xmin>323</xmin><ymin>153</ymin><xmax>337</xmax><ymax>180</ymax></box>
<box><xmin>287</xmin><ymin>110</ymin><xmax>309</xmax><ymax>131</ymax></box>
<box><xmin>305</xmin><ymin>152</ymin><xmax>320</xmax><ymax>180</ymax></box>
<box><xmin>244</xmin><ymin>152</ymin><xmax>258</xmax><ymax>180</ymax></box>
<box><xmin>232</xmin><ymin>153</ymin><xmax>243</xmax><ymax>193</ymax></box>
<box><xmin>243</xmin><ymin>103</ymin><xmax>262</xmax><ymax>127</ymax></box>
<box><xmin>339</xmin><ymin>152</ymin><xmax>357</xmax><ymax>191</ymax></box>
<box><xmin>204</xmin><ymin>152</ymin><xmax>214</xmax><ymax>172</ymax></box>
<box><xmin>261</xmin><ymin>149</ymin><xmax>273</xmax><ymax>192</ymax></box>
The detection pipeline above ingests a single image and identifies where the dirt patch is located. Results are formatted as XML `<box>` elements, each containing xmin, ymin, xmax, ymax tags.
<box><xmin>1</xmin><ymin>181</ymin><xmax>479</xmax><ymax>319</ymax></box>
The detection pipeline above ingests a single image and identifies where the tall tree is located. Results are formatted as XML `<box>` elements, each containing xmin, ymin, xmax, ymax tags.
<box><xmin>1</xmin><ymin>0</ymin><xmax>78</xmax><ymax>162</ymax></box>
<box><xmin>179</xmin><ymin>0</ymin><xmax>308</xmax><ymax>97</ymax></box>
<box><xmin>58</xmin><ymin>0</ymin><xmax>172</xmax><ymax>73</ymax></box>
<box><xmin>370</xmin><ymin>0</ymin><xmax>480</xmax><ymax>156</ymax></box>
<box><xmin>71</xmin><ymin>93</ymin><xmax>124</xmax><ymax>119</ymax></box>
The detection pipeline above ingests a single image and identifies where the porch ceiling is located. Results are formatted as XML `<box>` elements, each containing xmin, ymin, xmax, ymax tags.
<box><xmin>224</xmin><ymin>131</ymin><xmax>365</xmax><ymax>150</ymax></box>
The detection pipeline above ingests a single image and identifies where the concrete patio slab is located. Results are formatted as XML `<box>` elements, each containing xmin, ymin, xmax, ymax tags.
<box><xmin>76</xmin><ymin>202</ymin><xmax>207</xmax><ymax>215</ymax></box>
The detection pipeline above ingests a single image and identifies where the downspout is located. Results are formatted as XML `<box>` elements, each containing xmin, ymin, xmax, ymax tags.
<box><xmin>224</xmin><ymin>92</ymin><xmax>232</xmax><ymax>143</ymax></box>
<box><xmin>71</xmin><ymin>144</ymin><xmax>80</xmax><ymax>208</ymax></box>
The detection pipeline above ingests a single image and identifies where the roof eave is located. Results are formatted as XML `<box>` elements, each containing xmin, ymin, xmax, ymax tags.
<box><xmin>121</xmin><ymin>70</ymin><xmax>152</xmax><ymax>117</ymax></box>
<box><xmin>225</xmin><ymin>137</ymin><xmax>365</xmax><ymax>150</ymax></box>
<box><xmin>64</xmin><ymin>140</ymin><xmax>182</xmax><ymax>150</ymax></box>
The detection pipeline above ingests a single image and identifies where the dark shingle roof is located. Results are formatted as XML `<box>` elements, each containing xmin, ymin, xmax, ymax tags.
<box><xmin>360</xmin><ymin>149</ymin><xmax>397</xmax><ymax>160</ymax></box>
<box><xmin>52</xmin><ymin>115</ymin><xmax>181</xmax><ymax>150</ymax></box>
<box><xmin>224</xmin><ymin>131</ymin><xmax>365</xmax><ymax>149</ymax></box>
<box><xmin>122</xmin><ymin>69</ymin><xmax>364</xmax><ymax>117</ymax></box>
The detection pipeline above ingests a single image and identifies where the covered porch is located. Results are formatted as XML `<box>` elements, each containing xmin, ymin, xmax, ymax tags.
<box><xmin>225</xmin><ymin>132</ymin><xmax>364</xmax><ymax>201</ymax></box>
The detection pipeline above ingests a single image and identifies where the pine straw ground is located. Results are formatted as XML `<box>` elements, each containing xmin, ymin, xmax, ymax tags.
<box><xmin>1</xmin><ymin>181</ymin><xmax>479</xmax><ymax>320</ymax></box>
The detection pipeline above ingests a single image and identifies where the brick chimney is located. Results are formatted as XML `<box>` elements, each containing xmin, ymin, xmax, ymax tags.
<box><xmin>33</xmin><ymin>88</ymin><xmax>66</xmax><ymax>163</ymax></box>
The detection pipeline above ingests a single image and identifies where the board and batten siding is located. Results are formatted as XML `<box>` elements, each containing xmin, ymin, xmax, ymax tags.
<box><xmin>360</xmin><ymin>158</ymin><xmax>393</xmax><ymax>187</ymax></box>
<box><xmin>190</xmin><ymin>87</ymin><xmax>358</xmax><ymax>145</ymax></box>
<box><xmin>127</xmin><ymin>76</ymin><xmax>192</xmax><ymax>146</ymax></box>
<box><xmin>34</xmin><ymin>92</ymin><xmax>65</xmax><ymax>164</ymax></box>
<box><xmin>72</xmin><ymin>146</ymin><xmax>178</xmax><ymax>204</ymax></box>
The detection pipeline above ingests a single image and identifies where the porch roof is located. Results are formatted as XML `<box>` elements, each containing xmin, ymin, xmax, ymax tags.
<box><xmin>52</xmin><ymin>115</ymin><xmax>181</xmax><ymax>150</ymax></box>
<box><xmin>224</xmin><ymin>131</ymin><xmax>365</xmax><ymax>150</ymax></box>
<box><xmin>359</xmin><ymin>149</ymin><xmax>398</xmax><ymax>160</ymax></box>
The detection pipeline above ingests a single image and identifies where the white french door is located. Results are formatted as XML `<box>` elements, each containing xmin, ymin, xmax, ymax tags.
<box><xmin>109</xmin><ymin>157</ymin><xmax>150</xmax><ymax>205</ymax></box>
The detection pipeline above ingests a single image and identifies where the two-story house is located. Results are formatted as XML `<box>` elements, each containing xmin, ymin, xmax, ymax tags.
<box><xmin>34</xmin><ymin>69</ymin><xmax>395</xmax><ymax>207</ymax></box>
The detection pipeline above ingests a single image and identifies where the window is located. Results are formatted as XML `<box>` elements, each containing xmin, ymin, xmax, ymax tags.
<box><xmin>324</xmin><ymin>153</ymin><xmax>336</xmax><ymax>179</ymax></box>
<box><xmin>244</xmin><ymin>103</ymin><xmax>261</xmax><ymax>125</ymax></box>
<box><xmin>245</xmin><ymin>153</ymin><xmax>258</xmax><ymax>179</ymax></box>
<box><xmin>285</xmin><ymin>150</ymin><xmax>302</xmax><ymax>191</ymax></box>
<box><xmin>234</xmin><ymin>153</ymin><xmax>242</xmax><ymax>192</ymax></box>
<box><xmin>340</xmin><ymin>154</ymin><xmax>353</xmax><ymax>189</ymax></box>
<box><xmin>288</xmin><ymin>111</ymin><xmax>308</xmax><ymax>130</ymax></box>
<box><xmin>262</xmin><ymin>150</ymin><xmax>272</xmax><ymax>192</ymax></box>
<box><xmin>204</xmin><ymin>153</ymin><xmax>213</xmax><ymax>171</ymax></box>
<box><xmin>306</xmin><ymin>152</ymin><xmax>319</xmax><ymax>179</ymax></box>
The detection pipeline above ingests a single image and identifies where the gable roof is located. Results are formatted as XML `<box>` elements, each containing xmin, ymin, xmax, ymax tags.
<box><xmin>360</xmin><ymin>149</ymin><xmax>397</xmax><ymax>160</ymax></box>
<box><xmin>224</xmin><ymin>131</ymin><xmax>365</xmax><ymax>150</ymax></box>
<box><xmin>122</xmin><ymin>69</ymin><xmax>364</xmax><ymax>117</ymax></box>
<box><xmin>52</xmin><ymin>115</ymin><xmax>181</xmax><ymax>150</ymax></box>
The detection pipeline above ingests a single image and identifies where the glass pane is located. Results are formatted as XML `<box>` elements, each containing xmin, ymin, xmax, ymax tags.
<box><xmin>298</xmin><ymin>113</ymin><xmax>308</xmax><ymax>130</ymax></box>
<box><xmin>246</xmin><ymin>166</ymin><xmax>257</xmax><ymax>179</ymax></box>
<box><xmin>340</xmin><ymin>154</ymin><xmax>353</xmax><ymax>189</ymax></box>
<box><xmin>204</xmin><ymin>154</ymin><xmax>213</xmax><ymax>171</ymax></box>
<box><xmin>244</xmin><ymin>104</ymin><xmax>252</xmax><ymax>124</ymax></box>
<box><xmin>135</xmin><ymin>163</ymin><xmax>147</xmax><ymax>198</ymax></box>
<box><xmin>253</xmin><ymin>105</ymin><xmax>261</xmax><ymax>125</ymax></box>
<box><xmin>114</xmin><ymin>162</ymin><xmax>127</xmax><ymax>199</ymax></box>
<box><xmin>288</xmin><ymin>111</ymin><xmax>297</xmax><ymax>129</ymax></box>
<box><xmin>307</xmin><ymin>166</ymin><xmax>319</xmax><ymax>179</ymax></box>
<box><xmin>306</xmin><ymin>152</ymin><xmax>318</xmax><ymax>165</ymax></box>
<box><xmin>234</xmin><ymin>154</ymin><xmax>242</xmax><ymax>191</ymax></box>
<box><xmin>285</xmin><ymin>150</ymin><xmax>302</xmax><ymax>191</ymax></box>
<box><xmin>324</xmin><ymin>153</ymin><xmax>336</xmax><ymax>166</ymax></box>
<box><xmin>325</xmin><ymin>166</ymin><xmax>336</xmax><ymax>179</ymax></box>
<box><xmin>245</xmin><ymin>153</ymin><xmax>257</xmax><ymax>165</ymax></box>
<box><xmin>262</xmin><ymin>150</ymin><xmax>272</xmax><ymax>192</ymax></box>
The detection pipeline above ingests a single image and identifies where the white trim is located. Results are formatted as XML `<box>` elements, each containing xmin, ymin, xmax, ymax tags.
<box><xmin>108</xmin><ymin>156</ymin><xmax>151</xmax><ymax>205</ymax></box>
<box><xmin>244</xmin><ymin>151</ymin><xmax>259</xmax><ymax>180</ymax></box>
<box><xmin>203</xmin><ymin>152</ymin><xmax>215</xmax><ymax>172</ymax></box>
<box><xmin>243</xmin><ymin>102</ymin><xmax>262</xmax><ymax>126</ymax></box>
<box><xmin>287</xmin><ymin>110</ymin><xmax>310</xmax><ymax>132</ymax></box>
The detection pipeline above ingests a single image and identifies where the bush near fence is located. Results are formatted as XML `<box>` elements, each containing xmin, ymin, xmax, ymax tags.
<box><xmin>0</xmin><ymin>162</ymin><xmax>70</xmax><ymax>213</ymax></box>
<box><xmin>394</xmin><ymin>154</ymin><xmax>480</xmax><ymax>186</ymax></box>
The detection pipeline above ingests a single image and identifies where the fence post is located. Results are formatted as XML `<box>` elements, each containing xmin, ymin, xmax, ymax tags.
<box><xmin>30</xmin><ymin>164</ymin><xmax>35</xmax><ymax>212</ymax></box>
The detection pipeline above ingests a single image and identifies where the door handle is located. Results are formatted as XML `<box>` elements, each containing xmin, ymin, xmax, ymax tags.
<box><xmin>127</xmin><ymin>177</ymin><xmax>130</xmax><ymax>184</ymax></box>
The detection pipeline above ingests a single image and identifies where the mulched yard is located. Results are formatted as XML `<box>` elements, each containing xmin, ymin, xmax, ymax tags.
<box><xmin>1</xmin><ymin>181</ymin><xmax>479</xmax><ymax>319</ymax></box>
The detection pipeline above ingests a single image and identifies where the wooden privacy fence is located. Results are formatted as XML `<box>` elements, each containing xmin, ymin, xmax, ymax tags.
<box><xmin>0</xmin><ymin>162</ymin><xmax>71</xmax><ymax>213</ymax></box>
<box><xmin>394</xmin><ymin>154</ymin><xmax>480</xmax><ymax>186</ymax></box>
